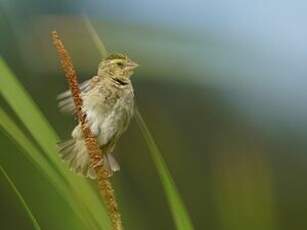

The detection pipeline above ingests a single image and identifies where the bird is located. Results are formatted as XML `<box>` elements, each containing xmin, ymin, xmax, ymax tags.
<box><xmin>57</xmin><ymin>53</ymin><xmax>138</xmax><ymax>179</ymax></box>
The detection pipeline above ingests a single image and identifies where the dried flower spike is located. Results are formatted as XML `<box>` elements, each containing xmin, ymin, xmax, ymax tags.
<box><xmin>52</xmin><ymin>31</ymin><xmax>123</xmax><ymax>230</ymax></box>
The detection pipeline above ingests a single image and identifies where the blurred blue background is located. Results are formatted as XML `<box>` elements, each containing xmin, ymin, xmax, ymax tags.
<box><xmin>1</xmin><ymin>0</ymin><xmax>307</xmax><ymax>229</ymax></box>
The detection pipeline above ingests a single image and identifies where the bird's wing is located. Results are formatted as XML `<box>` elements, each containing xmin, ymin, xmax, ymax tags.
<box><xmin>57</xmin><ymin>76</ymin><xmax>100</xmax><ymax>114</ymax></box>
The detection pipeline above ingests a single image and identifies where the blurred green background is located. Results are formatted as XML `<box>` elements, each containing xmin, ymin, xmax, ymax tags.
<box><xmin>1</xmin><ymin>0</ymin><xmax>307</xmax><ymax>229</ymax></box>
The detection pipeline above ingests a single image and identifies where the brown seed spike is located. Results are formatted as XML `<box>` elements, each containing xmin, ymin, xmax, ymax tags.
<box><xmin>52</xmin><ymin>31</ymin><xmax>123</xmax><ymax>230</ymax></box>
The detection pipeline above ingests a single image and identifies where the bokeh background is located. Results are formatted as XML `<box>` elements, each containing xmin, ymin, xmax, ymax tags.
<box><xmin>1</xmin><ymin>0</ymin><xmax>307</xmax><ymax>229</ymax></box>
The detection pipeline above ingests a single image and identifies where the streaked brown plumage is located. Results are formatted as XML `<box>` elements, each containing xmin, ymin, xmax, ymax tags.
<box><xmin>57</xmin><ymin>53</ymin><xmax>138</xmax><ymax>179</ymax></box>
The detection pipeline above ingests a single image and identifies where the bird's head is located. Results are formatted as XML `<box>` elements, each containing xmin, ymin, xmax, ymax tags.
<box><xmin>97</xmin><ymin>53</ymin><xmax>138</xmax><ymax>78</ymax></box>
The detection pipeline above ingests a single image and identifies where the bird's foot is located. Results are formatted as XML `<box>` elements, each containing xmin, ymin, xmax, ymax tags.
<box><xmin>89</xmin><ymin>154</ymin><xmax>113</xmax><ymax>177</ymax></box>
<box><xmin>89</xmin><ymin>155</ymin><xmax>103</xmax><ymax>169</ymax></box>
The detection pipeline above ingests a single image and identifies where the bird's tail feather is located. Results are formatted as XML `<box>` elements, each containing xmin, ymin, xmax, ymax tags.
<box><xmin>57</xmin><ymin>139</ymin><xmax>120</xmax><ymax>179</ymax></box>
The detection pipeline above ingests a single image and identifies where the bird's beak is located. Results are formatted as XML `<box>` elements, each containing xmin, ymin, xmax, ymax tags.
<box><xmin>126</xmin><ymin>61</ymin><xmax>139</xmax><ymax>70</ymax></box>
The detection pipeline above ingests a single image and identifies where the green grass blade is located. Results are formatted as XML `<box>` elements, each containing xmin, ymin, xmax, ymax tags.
<box><xmin>0</xmin><ymin>58</ymin><xmax>60</xmax><ymax>168</ymax></box>
<box><xmin>0</xmin><ymin>108</ymin><xmax>63</xmax><ymax>186</ymax></box>
<box><xmin>0</xmin><ymin>165</ymin><xmax>41</xmax><ymax>230</ymax></box>
<box><xmin>135</xmin><ymin>109</ymin><xmax>194</xmax><ymax>230</ymax></box>
<box><xmin>0</xmin><ymin>100</ymin><xmax>97</xmax><ymax>229</ymax></box>
<box><xmin>0</xmin><ymin>57</ymin><xmax>111</xmax><ymax>229</ymax></box>
<box><xmin>83</xmin><ymin>16</ymin><xmax>194</xmax><ymax>230</ymax></box>
<box><xmin>83</xmin><ymin>14</ymin><xmax>108</xmax><ymax>58</ymax></box>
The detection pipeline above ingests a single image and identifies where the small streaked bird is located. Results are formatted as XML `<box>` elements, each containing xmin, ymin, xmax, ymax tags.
<box><xmin>57</xmin><ymin>53</ymin><xmax>138</xmax><ymax>179</ymax></box>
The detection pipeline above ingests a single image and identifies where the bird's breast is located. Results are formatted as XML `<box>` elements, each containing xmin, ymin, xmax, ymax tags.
<box><xmin>86</xmin><ymin>86</ymin><xmax>134</xmax><ymax>146</ymax></box>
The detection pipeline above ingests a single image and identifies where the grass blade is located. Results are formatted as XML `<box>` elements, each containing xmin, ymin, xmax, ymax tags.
<box><xmin>0</xmin><ymin>57</ymin><xmax>111</xmax><ymax>229</ymax></box>
<box><xmin>84</xmin><ymin>16</ymin><xmax>194</xmax><ymax>230</ymax></box>
<box><xmin>0</xmin><ymin>165</ymin><xmax>41</xmax><ymax>230</ymax></box>
<box><xmin>0</xmin><ymin>107</ymin><xmax>94</xmax><ymax>229</ymax></box>
<box><xmin>0</xmin><ymin>107</ymin><xmax>65</xmax><ymax>192</ymax></box>
<box><xmin>83</xmin><ymin>14</ymin><xmax>108</xmax><ymax>58</ymax></box>
<box><xmin>135</xmin><ymin>109</ymin><xmax>194</xmax><ymax>230</ymax></box>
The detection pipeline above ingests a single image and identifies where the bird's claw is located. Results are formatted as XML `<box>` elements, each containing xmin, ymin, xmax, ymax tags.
<box><xmin>89</xmin><ymin>155</ymin><xmax>113</xmax><ymax>177</ymax></box>
<box><xmin>89</xmin><ymin>155</ymin><xmax>103</xmax><ymax>169</ymax></box>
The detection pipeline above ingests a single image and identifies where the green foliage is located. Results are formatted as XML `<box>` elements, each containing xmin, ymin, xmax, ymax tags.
<box><xmin>0</xmin><ymin>165</ymin><xmax>41</xmax><ymax>230</ymax></box>
<box><xmin>135</xmin><ymin>110</ymin><xmax>194</xmax><ymax>230</ymax></box>
<box><xmin>0</xmin><ymin>58</ymin><xmax>111</xmax><ymax>230</ymax></box>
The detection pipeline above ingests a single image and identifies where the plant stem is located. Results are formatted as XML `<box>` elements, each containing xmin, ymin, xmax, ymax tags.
<box><xmin>52</xmin><ymin>31</ymin><xmax>122</xmax><ymax>230</ymax></box>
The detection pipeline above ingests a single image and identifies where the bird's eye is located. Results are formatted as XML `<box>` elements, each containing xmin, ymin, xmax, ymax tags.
<box><xmin>117</xmin><ymin>62</ymin><xmax>124</xmax><ymax>67</ymax></box>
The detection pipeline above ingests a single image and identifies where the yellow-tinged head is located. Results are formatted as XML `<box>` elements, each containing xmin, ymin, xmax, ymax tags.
<box><xmin>97</xmin><ymin>53</ymin><xmax>138</xmax><ymax>78</ymax></box>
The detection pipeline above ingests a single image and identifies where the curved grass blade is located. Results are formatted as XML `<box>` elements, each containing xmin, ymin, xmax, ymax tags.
<box><xmin>135</xmin><ymin>109</ymin><xmax>194</xmax><ymax>230</ymax></box>
<box><xmin>0</xmin><ymin>165</ymin><xmax>41</xmax><ymax>230</ymax></box>
<box><xmin>0</xmin><ymin>108</ymin><xmax>94</xmax><ymax>229</ymax></box>
<box><xmin>0</xmin><ymin>108</ymin><xmax>64</xmax><ymax>189</ymax></box>
<box><xmin>84</xmin><ymin>16</ymin><xmax>194</xmax><ymax>230</ymax></box>
<box><xmin>0</xmin><ymin>57</ymin><xmax>111</xmax><ymax>229</ymax></box>
<box><xmin>83</xmin><ymin>14</ymin><xmax>108</xmax><ymax>58</ymax></box>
